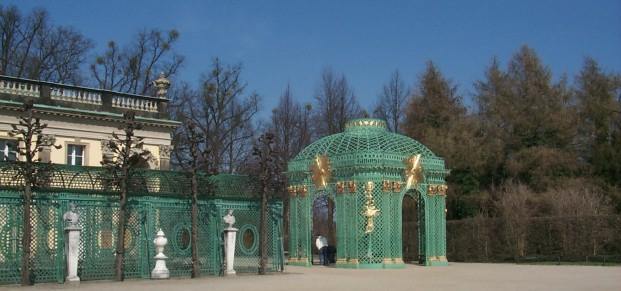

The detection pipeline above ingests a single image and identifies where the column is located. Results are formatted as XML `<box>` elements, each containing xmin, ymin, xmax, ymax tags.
<box><xmin>159</xmin><ymin>145</ymin><xmax>172</xmax><ymax>170</ymax></box>
<box><xmin>223</xmin><ymin>227</ymin><xmax>238</xmax><ymax>275</ymax></box>
<box><xmin>63</xmin><ymin>204</ymin><xmax>81</xmax><ymax>283</ymax></box>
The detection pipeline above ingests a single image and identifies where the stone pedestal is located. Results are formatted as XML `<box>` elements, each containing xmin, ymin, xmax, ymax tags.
<box><xmin>223</xmin><ymin>227</ymin><xmax>238</xmax><ymax>275</ymax></box>
<box><xmin>64</xmin><ymin>226</ymin><xmax>81</xmax><ymax>283</ymax></box>
<box><xmin>151</xmin><ymin>229</ymin><xmax>170</xmax><ymax>279</ymax></box>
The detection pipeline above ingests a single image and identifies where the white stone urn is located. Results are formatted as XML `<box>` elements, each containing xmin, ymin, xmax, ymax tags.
<box><xmin>151</xmin><ymin>229</ymin><xmax>170</xmax><ymax>279</ymax></box>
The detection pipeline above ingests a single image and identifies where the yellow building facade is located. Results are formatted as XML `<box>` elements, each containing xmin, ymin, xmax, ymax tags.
<box><xmin>0</xmin><ymin>74</ymin><xmax>178</xmax><ymax>170</ymax></box>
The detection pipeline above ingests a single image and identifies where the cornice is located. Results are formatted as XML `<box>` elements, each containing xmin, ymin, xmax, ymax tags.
<box><xmin>0</xmin><ymin>100</ymin><xmax>180</xmax><ymax>129</ymax></box>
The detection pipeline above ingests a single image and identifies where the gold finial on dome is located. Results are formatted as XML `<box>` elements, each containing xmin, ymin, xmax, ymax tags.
<box><xmin>345</xmin><ymin>118</ymin><xmax>387</xmax><ymax>131</ymax></box>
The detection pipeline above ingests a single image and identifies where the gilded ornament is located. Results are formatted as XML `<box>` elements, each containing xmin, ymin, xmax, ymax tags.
<box><xmin>299</xmin><ymin>185</ymin><xmax>308</xmax><ymax>196</ymax></box>
<box><xmin>365</xmin><ymin>181</ymin><xmax>375</xmax><ymax>193</ymax></box>
<box><xmin>287</xmin><ymin>185</ymin><xmax>297</xmax><ymax>195</ymax></box>
<box><xmin>427</xmin><ymin>184</ymin><xmax>447</xmax><ymax>195</ymax></box>
<box><xmin>310</xmin><ymin>154</ymin><xmax>331</xmax><ymax>189</ymax></box>
<box><xmin>362</xmin><ymin>181</ymin><xmax>380</xmax><ymax>234</ymax></box>
<box><xmin>347</xmin><ymin>181</ymin><xmax>357</xmax><ymax>193</ymax></box>
<box><xmin>404</xmin><ymin>154</ymin><xmax>423</xmax><ymax>189</ymax></box>
<box><xmin>438</xmin><ymin>184</ymin><xmax>448</xmax><ymax>195</ymax></box>
<box><xmin>336</xmin><ymin>182</ymin><xmax>344</xmax><ymax>194</ymax></box>
<box><xmin>392</xmin><ymin>181</ymin><xmax>402</xmax><ymax>193</ymax></box>
<box><xmin>382</xmin><ymin>180</ymin><xmax>391</xmax><ymax>192</ymax></box>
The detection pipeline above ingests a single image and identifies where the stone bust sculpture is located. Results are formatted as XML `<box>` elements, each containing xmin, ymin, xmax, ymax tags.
<box><xmin>63</xmin><ymin>203</ymin><xmax>79</xmax><ymax>229</ymax></box>
<box><xmin>223</xmin><ymin>209</ymin><xmax>236</xmax><ymax>229</ymax></box>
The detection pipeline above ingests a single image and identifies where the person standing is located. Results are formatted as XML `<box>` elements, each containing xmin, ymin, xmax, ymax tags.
<box><xmin>315</xmin><ymin>234</ymin><xmax>328</xmax><ymax>266</ymax></box>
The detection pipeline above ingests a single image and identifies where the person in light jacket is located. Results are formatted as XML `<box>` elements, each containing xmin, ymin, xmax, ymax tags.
<box><xmin>315</xmin><ymin>234</ymin><xmax>328</xmax><ymax>266</ymax></box>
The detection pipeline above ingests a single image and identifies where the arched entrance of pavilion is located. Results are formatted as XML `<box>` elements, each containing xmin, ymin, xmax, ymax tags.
<box><xmin>402</xmin><ymin>190</ymin><xmax>424</xmax><ymax>264</ymax></box>
<box><xmin>311</xmin><ymin>193</ymin><xmax>336</xmax><ymax>265</ymax></box>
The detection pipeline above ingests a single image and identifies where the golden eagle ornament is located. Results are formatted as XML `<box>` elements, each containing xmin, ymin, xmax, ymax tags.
<box><xmin>404</xmin><ymin>154</ymin><xmax>423</xmax><ymax>189</ymax></box>
<box><xmin>311</xmin><ymin>154</ymin><xmax>331</xmax><ymax>188</ymax></box>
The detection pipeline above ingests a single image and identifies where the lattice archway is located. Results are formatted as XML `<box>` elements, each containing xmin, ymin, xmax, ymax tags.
<box><xmin>287</xmin><ymin>118</ymin><xmax>449</xmax><ymax>268</ymax></box>
<box><xmin>401</xmin><ymin>191</ymin><xmax>421</xmax><ymax>263</ymax></box>
<box><xmin>311</xmin><ymin>194</ymin><xmax>336</xmax><ymax>264</ymax></box>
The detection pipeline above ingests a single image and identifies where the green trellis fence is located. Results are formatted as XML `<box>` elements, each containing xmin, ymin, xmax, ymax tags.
<box><xmin>0</xmin><ymin>163</ymin><xmax>284</xmax><ymax>285</ymax></box>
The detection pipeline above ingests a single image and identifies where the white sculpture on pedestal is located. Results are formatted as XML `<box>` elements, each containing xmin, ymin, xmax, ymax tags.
<box><xmin>63</xmin><ymin>203</ymin><xmax>81</xmax><ymax>283</ymax></box>
<box><xmin>223</xmin><ymin>209</ymin><xmax>238</xmax><ymax>275</ymax></box>
<box><xmin>151</xmin><ymin>229</ymin><xmax>170</xmax><ymax>279</ymax></box>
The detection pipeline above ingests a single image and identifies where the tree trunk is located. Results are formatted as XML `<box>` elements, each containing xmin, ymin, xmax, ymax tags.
<box><xmin>114</xmin><ymin>177</ymin><xmax>128</xmax><ymax>281</ymax></box>
<box><xmin>259</xmin><ymin>183</ymin><xmax>268</xmax><ymax>275</ymax></box>
<box><xmin>190</xmin><ymin>171</ymin><xmax>200</xmax><ymax>278</ymax></box>
<box><xmin>282</xmin><ymin>196</ymin><xmax>289</xmax><ymax>253</ymax></box>
<box><xmin>20</xmin><ymin>181</ymin><xmax>33</xmax><ymax>285</ymax></box>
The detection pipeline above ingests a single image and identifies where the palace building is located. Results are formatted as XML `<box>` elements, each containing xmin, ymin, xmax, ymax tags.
<box><xmin>0</xmin><ymin>74</ymin><xmax>178</xmax><ymax>170</ymax></box>
<box><xmin>0</xmin><ymin>74</ymin><xmax>285</xmax><ymax>285</ymax></box>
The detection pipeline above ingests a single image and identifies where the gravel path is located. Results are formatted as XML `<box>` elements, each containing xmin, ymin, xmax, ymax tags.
<box><xmin>6</xmin><ymin>263</ymin><xmax>621</xmax><ymax>291</ymax></box>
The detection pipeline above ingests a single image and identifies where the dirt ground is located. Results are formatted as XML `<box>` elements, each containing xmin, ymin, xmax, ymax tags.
<box><xmin>5</xmin><ymin>263</ymin><xmax>621</xmax><ymax>291</ymax></box>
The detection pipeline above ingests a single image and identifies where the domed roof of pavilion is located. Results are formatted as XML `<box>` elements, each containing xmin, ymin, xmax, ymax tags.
<box><xmin>287</xmin><ymin>118</ymin><xmax>442</xmax><ymax>176</ymax></box>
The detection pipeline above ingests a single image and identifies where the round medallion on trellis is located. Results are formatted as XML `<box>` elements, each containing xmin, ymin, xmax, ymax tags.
<box><xmin>172</xmin><ymin>224</ymin><xmax>192</xmax><ymax>254</ymax></box>
<box><xmin>238</xmin><ymin>224</ymin><xmax>258</xmax><ymax>256</ymax></box>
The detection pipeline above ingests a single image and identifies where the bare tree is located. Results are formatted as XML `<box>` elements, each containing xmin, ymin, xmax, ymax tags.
<box><xmin>270</xmin><ymin>85</ymin><xmax>315</xmax><ymax>167</ymax></box>
<box><xmin>271</xmin><ymin>85</ymin><xmax>302</xmax><ymax>162</ymax></box>
<box><xmin>0</xmin><ymin>5</ymin><xmax>92</xmax><ymax>83</ymax></box>
<box><xmin>314</xmin><ymin>68</ymin><xmax>362</xmax><ymax>136</ymax></box>
<box><xmin>544</xmin><ymin>179</ymin><xmax>614</xmax><ymax>257</ymax></box>
<box><xmin>101</xmin><ymin>111</ymin><xmax>150</xmax><ymax>281</ymax></box>
<box><xmin>8</xmin><ymin>101</ymin><xmax>61</xmax><ymax>285</ymax></box>
<box><xmin>494</xmin><ymin>182</ymin><xmax>533</xmax><ymax>260</ymax></box>
<box><xmin>91</xmin><ymin>29</ymin><xmax>183</xmax><ymax>95</ymax></box>
<box><xmin>373</xmin><ymin>70</ymin><xmax>409</xmax><ymax>133</ymax></box>
<box><xmin>172</xmin><ymin>116</ymin><xmax>211</xmax><ymax>278</ymax></box>
<box><xmin>300</xmin><ymin>103</ymin><xmax>313</xmax><ymax>147</ymax></box>
<box><xmin>268</xmin><ymin>85</ymin><xmax>314</xmax><ymax>250</ymax></box>
<box><xmin>252</xmin><ymin>133</ymin><xmax>279</xmax><ymax>275</ymax></box>
<box><xmin>172</xmin><ymin>58</ymin><xmax>258</xmax><ymax>174</ymax></box>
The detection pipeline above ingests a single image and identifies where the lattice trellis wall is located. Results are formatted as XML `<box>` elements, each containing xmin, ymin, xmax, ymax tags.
<box><xmin>0</xmin><ymin>193</ymin><xmax>22</xmax><ymax>283</ymax></box>
<box><xmin>0</xmin><ymin>191</ymin><xmax>283</xmax><ymax>285</ymax></box>
<box><xmin>226</xmin><ymin>201</ymin><xmax>283</xmax><ymax>273</ymax></box>
<box><xmin>287</xmin><ymin>118</ymin><xmax>449</xmax><ymax>268</ymax></box>
<box><xmin>0</xmin><ymin>162</ymin><xmax>259</xmax><ymax>199</ymax></box>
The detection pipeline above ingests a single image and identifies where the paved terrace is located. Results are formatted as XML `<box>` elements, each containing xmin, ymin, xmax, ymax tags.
<box><xmin>6</xmin><ymin>263</ymin><xmax>620</xmax><ymax>291</ymax></box>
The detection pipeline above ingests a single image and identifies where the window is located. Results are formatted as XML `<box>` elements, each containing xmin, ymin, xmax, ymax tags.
<box><xmin>0</xmin><ymin>139</ymin><xmax>18</xmax><ymax>161</ymax></box>
<box><xmin>67</xmin><ymin>144</ymin><xmax>85</xmax><ymax>166</ymax></box>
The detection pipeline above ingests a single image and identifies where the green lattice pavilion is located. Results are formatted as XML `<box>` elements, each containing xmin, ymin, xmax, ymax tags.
<box><xmin>287</xmin><ymin>118</ymin><xmax>449</xmax><ymax>268</ymax></box>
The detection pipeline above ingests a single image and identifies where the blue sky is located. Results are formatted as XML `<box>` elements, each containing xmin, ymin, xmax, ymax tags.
<box><xmin>6</xmin><ymin>0</ymin><xmax>621</xmax><ymax>119</ymax></box>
